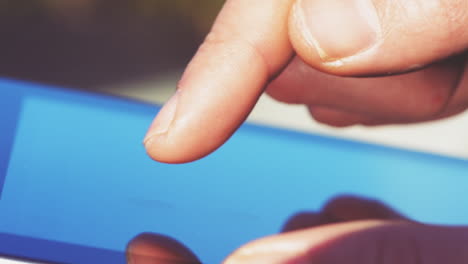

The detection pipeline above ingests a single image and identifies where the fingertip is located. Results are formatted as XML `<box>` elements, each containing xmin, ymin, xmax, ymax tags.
<box><xmin>288</xmin><ymin>0</ymin><xmax>382</xmax><ymax>76</ymax></box>
<box><xmin>144</xmin><ymin>40</ymin><xmax>268</xmax><ymax>164</ymax></box>
<box><xmin>144</xmin><ymin>133</ymin><xmax>215</xmax><ymax>164</ymax></box>
<box><xmin>289</xmin><ymin>0</ymin><xmax>468</xmax><ymax>76</ymax></box>
<box><xmin>127</xmin><ymin>233</ymin><xmax>200</xmax><ymax>264</ymax></box>
<box><xmin>144</xmin><ymin>0</ymin><xmax>295</xmax><ymax>163</ymax></box>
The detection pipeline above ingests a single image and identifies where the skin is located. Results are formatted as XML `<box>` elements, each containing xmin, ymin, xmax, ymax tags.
<box><xmin>126</xmin><ymin>233</ymin><xmax>200</xmax><ymax>264</ymax></box>
<box><xmin>143</xmin><ymin>0</ymin><xmax>468</xmax><ymax>164</ymax></box>
<box><xmin>222</xmin><ymin>198</ymin><xmax>468</xmax><ymax>264</ymax></box>
<box><xmin>138</xmin><ymin>0</ymin><xmax>468</xmax><ymax>263</ymax></box>
<box><xmin>127</xmin><ymin>196</ymin><xmax>468</xmax><ymax>264</ymax></box>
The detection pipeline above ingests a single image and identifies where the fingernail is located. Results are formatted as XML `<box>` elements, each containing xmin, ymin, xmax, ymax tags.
<box><xmin>295</xmin><ymin>0</ymin><xmax>381</xmax><ymax>62</ymax></box>
<box><xmin>143</xmin><ymin>91</ymin><xmax>179</xmax><ymax>146</ymax></box>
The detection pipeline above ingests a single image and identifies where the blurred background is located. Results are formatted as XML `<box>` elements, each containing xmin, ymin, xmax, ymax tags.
<box><xmin>1</xmin><ymin>0</ymin><xmax>467</xmax><ymax>159</ymax></box>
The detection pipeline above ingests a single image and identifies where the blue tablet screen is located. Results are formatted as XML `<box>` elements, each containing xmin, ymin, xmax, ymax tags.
<box><xmin>1</xmin><ymin>79</ymin><xmax>468</xmax><ymax>263</ymax></box>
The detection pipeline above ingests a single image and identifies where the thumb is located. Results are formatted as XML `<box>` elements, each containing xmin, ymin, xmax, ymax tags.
<box><xmin>223</xmin><ymin>220</ymin><xmax>468</xmax><ymax>264</ymax></box>
<box><xmin>143</xmin><ymin>0</ymin><xmax>294</xmax><ymax>163</ymax></box>
<box><xmin>289</xmin><ymin>0</ymin><xmax>468</xmax><ymax>76</ymax></box>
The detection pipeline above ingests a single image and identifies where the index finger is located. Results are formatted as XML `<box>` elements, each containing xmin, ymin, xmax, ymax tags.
<box><xmin>144</xmin><ymin>0</ymin><xmax>294</xmax><ymax>163</ymax></box>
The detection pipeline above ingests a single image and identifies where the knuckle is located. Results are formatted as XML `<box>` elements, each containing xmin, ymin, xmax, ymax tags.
<box><xmin>404</xmin><ymin>88</ymin><xmax>450</xmax><ymax>120</ymax></box>
<box><xmin>200</xmin><ymin>27</ymin><xmax>271</xmax><ymax>74</ymax></box>
<box><xmin>198</xmin><ymin>31</ymin><xmax>230</xmax><ymax>54</ymax></box>
<box><xmin>308</xmin><ymin>108</ymin><xmax>356</xmax><ymax>127</ymax></box>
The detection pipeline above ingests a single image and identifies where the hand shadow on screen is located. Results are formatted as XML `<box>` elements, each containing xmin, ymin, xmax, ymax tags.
<box><xmin>126</xmin><ymin>195</ymin><xmax>405</xmax><ymax>264</ymax></box>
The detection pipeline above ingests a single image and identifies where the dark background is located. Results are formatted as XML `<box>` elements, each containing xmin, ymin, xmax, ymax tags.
<box><xmin>0</xmin><ymin>0</ymin><xmax>223</xmax><ymax>91</ymax></box>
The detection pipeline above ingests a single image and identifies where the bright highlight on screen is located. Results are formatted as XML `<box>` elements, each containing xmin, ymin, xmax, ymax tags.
<box><xmin>1</xmin><ymin>258</ymin><xmax>40</xmax><ymax>264</ymax></box>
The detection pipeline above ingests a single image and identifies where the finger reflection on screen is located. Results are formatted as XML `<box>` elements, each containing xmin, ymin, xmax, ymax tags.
<box><xmin>126</xmin><ymin>233</ymin><xmax>201</xmax><ymax>264</ymax></box>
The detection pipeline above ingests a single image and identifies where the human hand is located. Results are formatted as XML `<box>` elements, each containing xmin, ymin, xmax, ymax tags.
<box><xmin>223</xmin><ymin>196</ymin><xmax>468</xmax><ymax>263</ymax></box>
<box><xmin>143</xmin><ymin>0</ymin><xmax>468</xmax><ymax>163</ymax></box>
<box><xmin>126</xmin><ymin>196</ymin><xmax>468</xmax><ymax>264</ymax></box>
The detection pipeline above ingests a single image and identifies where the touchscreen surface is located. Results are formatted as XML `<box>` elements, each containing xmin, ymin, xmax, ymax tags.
<box><xmin>1</xmin><ymin>79</ymin><xmax>468</xmax><ymax>263</ymax></box>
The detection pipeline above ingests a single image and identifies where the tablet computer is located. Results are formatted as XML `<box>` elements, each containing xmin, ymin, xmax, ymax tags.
<box><xmin>1</xmin><ymin>79</ymin><xmax>467</xmax><ymax>264</ymax></box>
